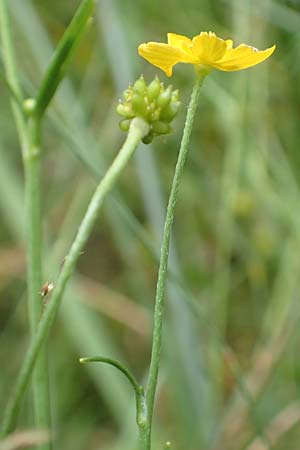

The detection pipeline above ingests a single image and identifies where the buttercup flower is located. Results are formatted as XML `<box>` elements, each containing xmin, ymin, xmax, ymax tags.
<box><xmin>138</xmin><ymin>32</ymin><xmax>276</xmax><ymax>76</ymax></box>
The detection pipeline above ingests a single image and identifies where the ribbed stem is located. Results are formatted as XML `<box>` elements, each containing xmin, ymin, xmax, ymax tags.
<box><xmin>144</xmin><ymin>74</ymin><xmax>207</xmax><ymax>449</ymax></box>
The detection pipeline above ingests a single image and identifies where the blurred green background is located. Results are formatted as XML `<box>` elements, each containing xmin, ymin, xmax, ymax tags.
<box><xmin>1</xmin><ymin>0</ymin><xmax>300</xmax><ymax>449</ymax></box>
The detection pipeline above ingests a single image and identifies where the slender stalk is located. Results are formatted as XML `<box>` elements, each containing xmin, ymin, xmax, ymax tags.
<box><xmin>0</xmin><ymin>70</ymin><xmax>24</xmax><ymax>109</ymax></box>
<box><xmin>79</xmin><ymin>356</ymin><xmax>141</xmax><ymax>394</ymax></box>
<box><xmin>143</xmin><ymin>73</ymin><xmax>207</xmax><ymax>449</ymax></box>
<box><xmin>0</xmin><ymin>0</ymin><xmax>26</xmax><ymax>147</ymax></box>
<box><xmin>80</xmin><ymin>356</ymin><xmax>147</xmax><ymax>433</ymax></box>
<box><xmin>1</xmin><ymin>117</ymin><xmax>150</xmax><ymax>437</ymax></box>
<box><xmin>24</xmin><ymin>114</ymin><xmax>51</xmax><ymax>450</ymax></box>
<box><xmin>24</xmin><ymin>117</ymin><xmax>43</xmax><ymax>335</ymax></box>
<box><xmin>0</xmin><ymin>1</ymin><xmax>50</xmax><ymax>445</ymax></box>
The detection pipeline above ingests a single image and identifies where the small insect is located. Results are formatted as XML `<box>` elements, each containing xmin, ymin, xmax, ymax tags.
<box><xmin>41</xmin><ymin>282</ymin><xmax>54</xmax><ymax>298</ymax></box>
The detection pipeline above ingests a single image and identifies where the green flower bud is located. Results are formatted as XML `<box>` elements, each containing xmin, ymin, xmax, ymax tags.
<box><xmin>171</xmin><ymin>89</ymin><xmax>179</xmax><ymax>102</ymax></box>
<box><xmin>132</xmin><ymin>93</ymin><xmax>148</xmax><ymax>116</ymax></box>
<box><xmin>116</xmin><ymin>103</ymin><xmax>133</xmax><ymax>118</ymax></box>
<box><xmin>133</xmin><ymin>75</ymin><xmax>147</xmax><ymax>95</ymax></box>
<box><xmin>160</xmin><ymin>101</ymin><xmax>181</xmax><ymax>122</ymax></box>
<box><xmin>150</xmin><ymin>108</ymin><xmax>161</xmax><ymax>122</ymax></box>
<box><xmin>147</xmin><ymin>76</ymin><xmax>161</xmax><ymax>101</ymax></box>
<box><xmin>152</xmin><ymin>121</ymin><xmax>172</xmax><ymax>135</ymax></box>
<box><xmin>156</xmin><ymin>85</ymin><xmax>172</xmax><ymax>108</ymax></box>
<box><xmin>117</xmin><ymin>75</ymin><xmax>180</xmax><ymax>143</ymax></box>
<box><xmin>119</xmin><ymin>119</ymin><xmax>131</xmax><ymax>132</ymax></box>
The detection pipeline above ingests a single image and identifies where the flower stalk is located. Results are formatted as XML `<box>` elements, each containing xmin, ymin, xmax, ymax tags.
<box><xmin>1</xmin><ymin>117</ymin><xmax>150</xmax><ymax>437</ymax></box>
<box><xmin>142</xmin><ymin>72</ymin><xmax>207</xmax><ymax>449</ymax></box>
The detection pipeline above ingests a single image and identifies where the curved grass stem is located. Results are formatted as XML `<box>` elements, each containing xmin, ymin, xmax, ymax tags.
<box><xmin>80</xmin><ymin>356</ymin><xmax>141</xmax><ymax>394</ymax></box>
<box><xmin>80</xmin><ymin>356</ymin><xmax>147</xmax><ymax>432</ymax></box>
<box><xmin>0</xmin><ymin>117</ymin><xmax>149</xmax><ymax>437</ymax></box>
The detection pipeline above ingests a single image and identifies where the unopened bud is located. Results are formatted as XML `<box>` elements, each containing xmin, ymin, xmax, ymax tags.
<box><xmin>150</xmin><ymin>108</ymin><xmax>161</xmax><ymax>122</ymax></box>
<box><xmin>160</xmin><ymin>101</ymin><xmax>181</xmax><ymax>122</ymax></box>
<box><xmin>133</xmin><ymin>75</ymin><xmax>147</xmax><ymax>95</ymax></box>
<box><xmin>116</xmin><ymin>103</ymin><xmax>133</xmax><ymax>118</ymax></box>
<box><xmin>147</xmin><ymin>76</ymin><xmax>161</xmax><ymax>101</ymax></box>
<box><xmin>119</xmin><ymin>119</ymin><xmax>131</xmax><ymax>132</ymax></box>
<box><xmin>132</xmin><ymin>93</ymin><xmax>147</xmax><ymax>116</ymax></box>
<box><xmin>157</xmin><ymin>85</ymin><xmax>172</xmax><ymax>108</ymax></box>
<box><xmin>171</xmin><ymin>89</ymin><xmax>179</xmax><ymax>102</ymax></box>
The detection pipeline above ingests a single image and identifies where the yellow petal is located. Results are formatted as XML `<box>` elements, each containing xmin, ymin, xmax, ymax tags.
<box><xmin>214</xmin><ymin>44</ymin><xmax>276</xmax><ymax>71</ymax></box>
<box><xmin>191</xmin><ymin>32</ymin><xmax>228</xmax><ymax>64</ymax></box>
<box><xmin>167</xmin><ymin>33</ymin><xmax>195</xmax><ymax>60</ymax></box>
<box><xmin>225</xmin><ymin>39</ymin><xmax>233</xmax><ymax>49</ymax></box>
<box><xmin>138</xmin><ymin>42</ymin><xmax>194</xmax><ymax>76</ymax></box>
<box><xmin>167</xmin><ymin>33</ymin><xmax>192</xmax><ymax>48</ymax></box>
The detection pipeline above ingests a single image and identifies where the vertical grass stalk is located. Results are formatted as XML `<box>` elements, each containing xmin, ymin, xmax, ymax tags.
<box><xmin>24</xmin><ymin>113</ymin><xmax>51</xmax><ymax>450</ymax></box>
<box><xmin>0</xmin><ymin>1</ymin><xmax>50</xmax><ymax>446</ymax></box>
<box><xmin>0</xmin><ymin>0</ymin><xmax>26</xmax><ymax>143</ymax></box>
<box><xmin>143</xmin><ymin>73</ymin><xmax>207</xmax><ymax>450</ymax></box>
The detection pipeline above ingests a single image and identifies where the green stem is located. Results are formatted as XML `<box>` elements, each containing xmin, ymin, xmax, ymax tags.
<box><xmin>24</xmin><ymin>115</ymin><xmax>51</xmax><ymax>450</ymax></box>
<box><xmin>0</xmin><ymin>0</ymin><xmax>26</xmax><ymax>147</ymax></box>
<box><xmin>0</xmin><ymin>1</ymin><xmax>50</xmax><ymax>446</ymax></box>
<box><xmin>1</xmin><ymin>117</ymin><xmax>150</xmax><ymax>437</ymax></box>
<box><xmin>0</xmin><ymin>70</ymin><xmax>24</xmax><ymax>110</ymax></box>
<box><xmin>144</xmin><ymin>74</ymin><xmax>207</xmax><ymax>449</ymax></box>
<box><xmin>79</xmin><ymin>356</ymin><xmax>141</xmax><ymax>394</ymax></box>
<box><xmin>80</xmin><ymin>356</ymin><xmax>147</xmax><ymax>432</ymax></box>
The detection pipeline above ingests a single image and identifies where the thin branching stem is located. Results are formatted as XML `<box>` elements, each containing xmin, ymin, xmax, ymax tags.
<box><xmin>1</xmin><ymin>117</ymin><xmax>149</xmax><ymax>437</ymax></box>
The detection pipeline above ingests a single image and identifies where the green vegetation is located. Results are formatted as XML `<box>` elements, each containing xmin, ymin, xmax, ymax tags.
<box><xmin>0</xmin><ymin>0</ymin><xmax>299</xmax><ymax>450</ymax></box>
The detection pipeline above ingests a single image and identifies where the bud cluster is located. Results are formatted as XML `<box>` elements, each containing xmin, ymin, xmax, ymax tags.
<box><xmin>116</xmin><ymin>75</ymin><xmax>180</xmax><ymax>144</ymax></box>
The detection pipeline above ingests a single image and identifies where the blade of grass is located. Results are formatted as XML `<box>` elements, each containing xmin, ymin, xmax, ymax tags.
<box><xmin>35</xmin><ymin>0</ymin><xmax>95</xmax><ymax>117</ymax></box>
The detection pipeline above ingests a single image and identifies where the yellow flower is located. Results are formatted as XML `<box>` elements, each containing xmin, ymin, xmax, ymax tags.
<box><xmin>138</xmin><ymin>32</ymin><xmax>276</xmax><ymax>76</ymax></box>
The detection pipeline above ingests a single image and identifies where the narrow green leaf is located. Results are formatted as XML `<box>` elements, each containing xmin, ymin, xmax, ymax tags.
<box><xmin>35</xmin><ymin>0</ymin><xmax>95</xmax><ymax>117</ymax></box>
